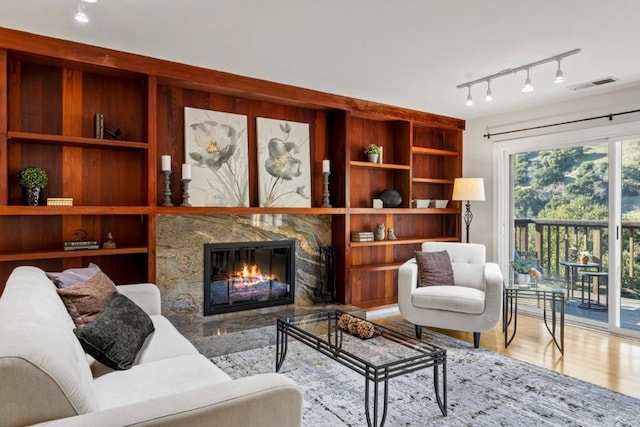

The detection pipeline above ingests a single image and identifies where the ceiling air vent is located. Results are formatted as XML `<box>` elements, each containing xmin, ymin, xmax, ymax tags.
<box><xmin>567</xmin><ymin>76</ymin><xmax>619</xmax><ymax>91</ymax></box>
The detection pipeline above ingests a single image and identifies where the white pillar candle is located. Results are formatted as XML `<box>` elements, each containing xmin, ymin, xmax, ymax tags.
<box><xmin>322</xmin><ymin>159</ymin><xmax>330</xmax><ymax>173</ymax></box>
<box><xmin>182</xmin><ymin>163</ymin><xmax>191</xmax><ymax>180</ymax></box>
<box><xmin>161</xmin><ymin>155</ymin><xmax>171</xmax><ymax>171</ymax></box>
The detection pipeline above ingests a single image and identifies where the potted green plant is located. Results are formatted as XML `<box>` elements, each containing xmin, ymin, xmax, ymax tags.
<box><xmin>18</xmin><ymin>166</ymin><xmax>48</xmax><ymax>206</ymax></box>
<box><xmin>363</xmin><ymin>144</ymin><xmax>381</xmax><ymax>163</ymax></box>
<box><xmin>511</xmin><ymin>259</ymin><xmax>533</xmax><ymax>284</ymax></box>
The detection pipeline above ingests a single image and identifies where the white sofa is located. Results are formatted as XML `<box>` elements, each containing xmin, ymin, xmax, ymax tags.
<box><xmin>0</xmin><ymin>266</ymin><xmax>303</xmax><ymax>427</ymax></box>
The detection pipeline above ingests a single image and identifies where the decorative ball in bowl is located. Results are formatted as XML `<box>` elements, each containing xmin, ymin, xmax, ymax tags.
<box><xmin>377</xmin><ymin>189</ymin><xmax>402</xmax><ymax>208</ymax></box>
<box><xmin>435</xmin><ymin>200</ymin><xmax>448</xmax><ymax>208</ymax></box>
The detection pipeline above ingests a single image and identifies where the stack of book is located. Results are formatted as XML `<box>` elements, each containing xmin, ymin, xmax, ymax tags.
<box><xmin>63</xmin><ymin>240</ymin><xmax>99</xmax><ymax>251</ymax></box>
<box><xmin>351</xmin><ymin>232</ymin><xmax>374</xmax><ymax>242</ymax></box>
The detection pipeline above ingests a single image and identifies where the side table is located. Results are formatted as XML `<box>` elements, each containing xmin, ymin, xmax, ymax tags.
<box><xmin>504</xmin><ymin>281</ymin><xmax>565</xmax><ymax>354</ymax></box>
<box><xmin>559</xmin><ymin>260</ymin><xmax>600</xmax><ymax>299</ymax></box>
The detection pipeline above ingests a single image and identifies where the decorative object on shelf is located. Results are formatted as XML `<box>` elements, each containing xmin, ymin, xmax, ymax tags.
<box><xmin>412</xmin><ymin>199</ymin><xmax>431</xmax><ymax>208</ymax></box>
<box><xmin>257</xmin><ymin>117</ymin><xmax>311</xmax><ymax>207</ymax></box>
<box><xmin>18</xmin><ymin>166</ymin><xmax>48</xmax><ymax>206</ymax></box>
<box><xmin>387</xmin><ymin>227</ymin><xmax>397</xmax><ymax>240</ymax></box>
<box><xmin>161</xmin><ymin>155</ymin><xmax>173</xmax><ymax>207</ymax></box>
<box><xmin>374</xmin><ymin>223</ymin><xmax>386</xmax><ymax>241</ymax></box>
<box><xmin>435</xmin><ymin>200</ymin><xmax>449</xmax><ymax>208</ymax></box>
<box><xmin>65</xmin><ymin>230</ymin><xmax>98</xmax><ymax>251</ymax></box>
<box><xmin>185</xmin><ymin>107</ymin><xmax>249</xmax><ymax>207</ymax></box>
<box><xmin>180</xmin><ymin>179</ymin><xmax>192</xmax><ymax>206</ymax></box>
<box><xmin>322</xmin><ymin>159</ymin><xmax>332</xmax><ymax>208</ymax></box>
<box><xmin>348</xmin><ymin>317</ymin><xmax>361</xmax><ymax>335</ymax></box>
<box><xmin>63</xmin><ymin>240</ymin><xmax>99</xmax><ymax>251</ymax></box>
<box><xmin>47</xmin><ymin>198</ymin><xmax>73</xmax><ymax>207</ymax></box>
<box><xmin>580</xmin><ymin>251</ymin><xmax>591</xmax><ymax>265</ymax></box>
<box><xmin>351</xmin><ymin>232</ymin><xmax>374</xmax><ymax>242</ymax></box>
<box><xmin>452</xmin><ymin>177</ymin><xmax>485</xmax><ymax>243</ymax></box>
<box><xmin>103</xmin><ymin>232</ymin><xmax>116</xmax><ymax>249</ymax></box>
<box><xmin>103</xmin><ymin>126</ymin><xmax>125</xmax><ymax>141</ymax></box>
<box><xmin>94</xmin><ymin>113</ymin><xmax>104</xmax><ymax>139</ymax></box>
<box><xmin>372</xmin><ymin>198</ymin><xmax>383</xmax><ymax>208</ymax></box>
<box><xmin>377</xmin><ymin>189</ymin><xmax>402</xmax><ymax>208</ymax></box>
<box><xmin>363</xmin><ymin>144</ymin><xmax>381</xmax><ymax>163</ymax></box>
<box><xmin>530</xmin><ymin>267</ymin><xmax>542</xmax><ymax>285</ymax></box>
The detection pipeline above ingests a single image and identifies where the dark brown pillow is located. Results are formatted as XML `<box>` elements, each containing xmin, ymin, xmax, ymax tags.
<box><xmin>57</xmin><ymin>270</ymin><xmax>118</xmax><ymax>328</ymax></box>
<box><xmin>415</xmin><ymin>250</ymin><xmax>455</xmax><ymax>287</ymax></box>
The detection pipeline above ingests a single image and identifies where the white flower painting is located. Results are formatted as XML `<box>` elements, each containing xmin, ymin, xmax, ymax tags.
<box><xmin>257</xmin><ymin>117</ymin><xmax>311</xmax><ymax>207</ymax></box>
<box><xmin>184</xmin><ymin>107</ymin><xmax>249</xmax><ymax>207</ymax></box>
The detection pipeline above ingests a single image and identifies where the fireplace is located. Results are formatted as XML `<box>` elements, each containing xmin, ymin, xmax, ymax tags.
<box><xmin>203</xmin><ymin>240</ymin><xmax>295</xmax><ymax>315</ymax></box>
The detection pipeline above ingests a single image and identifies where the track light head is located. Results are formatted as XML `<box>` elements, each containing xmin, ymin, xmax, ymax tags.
<box><xmin>485</xmin><ymin>80</ymin><xmax>493</xmax><ymax>101</ymax></box>
<box><xmin>522</xmin><ymin>69</ymin><xmax>533</xmax><ymax>93</ymax></box>
<box><xmin>554</xmin><ymin>59</ymin><xmax>564</xmax><ymax>83</ymax></box>
<box><xmin>465</xmin><ymin>86</ymin><xmax>474</xmax><ymax>106</ymax></box>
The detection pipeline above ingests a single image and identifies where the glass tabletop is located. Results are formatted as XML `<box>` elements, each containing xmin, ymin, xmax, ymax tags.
<box><xmin>278</xmin><ymin>310</ymin><xmax>444</xmax><ymax>369</ymax></box>
<box><xmin>505</xmin><ymin>279</ymin><xmax>564</xmax><ymax>294</ymax></box>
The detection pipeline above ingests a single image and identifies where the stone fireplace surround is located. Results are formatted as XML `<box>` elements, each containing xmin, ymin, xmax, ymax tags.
<box><xmin>156</xmin><ymin>214</ymin><xmax>332</xmax><ymax>317</ymax></box>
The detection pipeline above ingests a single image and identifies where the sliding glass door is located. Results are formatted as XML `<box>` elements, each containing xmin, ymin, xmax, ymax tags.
<box><xmin>495</xmin><ymin>121</ymin><xmax>640</xmax><ymax>338</ymax></box>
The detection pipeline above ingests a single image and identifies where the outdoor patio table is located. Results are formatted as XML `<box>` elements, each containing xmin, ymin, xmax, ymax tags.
<box><xmin>559</xmin><ymin>260</ymin><xmax>600</xmax><ymax>299</ymax></box>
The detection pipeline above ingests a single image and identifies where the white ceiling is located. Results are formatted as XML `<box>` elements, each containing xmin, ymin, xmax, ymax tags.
<box><xmin>1</xmin><ymin>0</ymin><xmax>640</xmax><ymax>121</ymax></box>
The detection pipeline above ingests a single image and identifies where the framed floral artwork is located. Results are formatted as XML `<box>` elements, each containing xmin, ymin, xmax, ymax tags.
<box><xmin>256</xmin><ymin>117</ymin><xmax>311</xmax><ymax>207</ymax></box>
<box><xmin>184</xmin><ymin>107</ymin><xmax>249</xmax><ymax>207</ymax></box>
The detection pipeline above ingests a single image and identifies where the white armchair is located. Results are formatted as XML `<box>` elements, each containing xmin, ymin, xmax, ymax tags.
<box><xmin>398</xmin><ymin>242</ymin><xmax>503</xmax><ymax>348</ymax></box>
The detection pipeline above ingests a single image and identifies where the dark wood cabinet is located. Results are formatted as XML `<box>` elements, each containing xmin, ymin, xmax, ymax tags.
<box><xmin>0</xmin><ymin>27</ymin><xmax>463</xmax><ymax>307</ymax></box>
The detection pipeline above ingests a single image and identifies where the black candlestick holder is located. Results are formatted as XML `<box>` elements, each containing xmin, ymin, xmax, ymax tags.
<box><xmin>322</xmin><ymin>172</ymin><xmax>332</xmax><ymax>208</ymax></box>
<box><xmin>181</xmin><ymin>179</ymin><xmax>192</xmax><ymax>207</ymax></box>
<box><xmin>162</xmin><ymin>170</ymin><xmax>173</xmax><ymax>206</ymax></box>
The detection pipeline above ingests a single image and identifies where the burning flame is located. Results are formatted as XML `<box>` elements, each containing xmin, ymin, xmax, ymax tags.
<box><xmin>230</xmin><ymin>263</ymin><xmax>275</xmax><ymax>284</ymax></box>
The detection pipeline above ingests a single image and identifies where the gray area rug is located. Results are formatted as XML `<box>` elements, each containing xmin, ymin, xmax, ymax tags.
<box><xmin>212</xmin><ymin>321</ymin><xmax>639</xmax><ymax>426</ymax></box>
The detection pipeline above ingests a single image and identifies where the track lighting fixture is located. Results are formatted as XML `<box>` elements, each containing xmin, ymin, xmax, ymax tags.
<box><xmin>465</xmin><ymin>86</ymin><xmax>473</xmax><ymax>106</ymax></box>
<box><xmin>456</xmin><ymin>48</ymin><xmax>580</xmax><ymax>106</ymax></box>
<box><xmin>522</xmin><ymin>69</ymin><xmax>533</xmax><ymax>93</ymax></box>
<box><xmin>554</xmin><ymin>59</ymin><xmax>564</xmax><ymax>83</ymax></box>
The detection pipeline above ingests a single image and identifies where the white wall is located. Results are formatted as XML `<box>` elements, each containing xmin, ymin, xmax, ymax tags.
<box><xmin>464</xmin><ymin>84</ymin><xmax>640</xmax><ymax>261</ymax></box>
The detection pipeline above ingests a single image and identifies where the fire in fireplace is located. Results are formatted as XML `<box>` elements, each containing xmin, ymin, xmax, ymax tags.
<box><xmin>203</xmin><ymin>240</ymin><xmax>295</xmax><ymax>315</ymax></box>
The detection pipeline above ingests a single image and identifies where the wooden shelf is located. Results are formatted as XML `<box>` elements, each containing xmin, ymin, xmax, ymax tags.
<box><xmin>8</xmin><ymin>131</ymin><xmax>148</xmax><ymax>150</ymax></box>
<box><xmin>349</xmin><ymin>207</ymin><xmax>458</xmax><ymax>215</ymax></box>
<box><xmin>350</xmin><ymin>262</ymin><xmax>404</xmax><ymax>272</ymax></box>
<box><xmin>154</xmin><ymin>206</ymin><xmax>348</xmax><ymax>215</ymax></box>
<box><xmin>412</xmin><ymin>146</ymin><xmax>459</xmax><ymax>157</ymax></box>
<box><xmin>0</xmin><ymin>246</ymin><xmax>149</xmax><ymax>262</ymax></box>
<box><xmin>350</xmin><ymin>236</ymin><xmax>458</xmax><ymax>247</ymax></box>
<box><xmin>412</xmin><ymin>178</ymin><xmax>455</xmax><ymax>184</ymax></box>
<box><xmin>0</xmin><ymin>206</ymin><xmax>149</xmax><ymax>215</ymax></box>
<box><xmin>349</xmin><ymin>160</ymin><xmax>410</xmax><ymax>171</ymax></box>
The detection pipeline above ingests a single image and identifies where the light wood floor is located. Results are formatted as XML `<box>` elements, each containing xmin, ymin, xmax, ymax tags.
<box><xmin>381</xmin><ymin>313</ymin><xmax>640</xmax><ymax>400</ymax></box>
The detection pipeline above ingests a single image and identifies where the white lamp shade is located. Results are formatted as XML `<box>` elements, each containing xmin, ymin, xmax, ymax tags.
<box><xmin>452</xmin><ymin>178</ymin><xmax>485</xmax><ymax>201</ymax></box>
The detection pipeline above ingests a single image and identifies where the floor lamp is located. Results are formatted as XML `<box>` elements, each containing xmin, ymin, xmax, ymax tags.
<box><xmin>452</xmin><ymin>178</ymin><xmax>485</xmax><ymax>243</ymax></box>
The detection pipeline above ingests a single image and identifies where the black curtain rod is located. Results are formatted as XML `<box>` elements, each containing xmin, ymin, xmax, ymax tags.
<box><xmin>484</xmin><ymin>109</ymin><xmax>640</xmax><ymax>139</ymax></box>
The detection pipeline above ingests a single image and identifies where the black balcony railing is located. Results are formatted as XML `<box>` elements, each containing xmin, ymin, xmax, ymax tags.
<box><xmin>514</xmin><ymin>218</ymin><xmax>640</xmax><ymax>291</ymax></box>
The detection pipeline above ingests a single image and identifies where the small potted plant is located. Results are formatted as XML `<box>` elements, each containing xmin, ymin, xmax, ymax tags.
<box><xmin>363</xmin><ymin>144</ymin><xmax>381</xmax><ymax>163</ymax></box>
<box><xmin>18</xmin><ymin>166</ymin><xmax>48</xmax><ymax>206</ymax></box>
<box><xmin>579</xmin><ymin>251</ymin><xmax>590</xmax><ymax>265</ymax></box>
<box><xmin>511</xmin><ymin>259</ymin><xmax>533</xmax><ymax>284</ymax></box>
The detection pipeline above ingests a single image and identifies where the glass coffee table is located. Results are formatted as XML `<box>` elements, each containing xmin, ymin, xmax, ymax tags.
<box><xmin>276</xmin><ymin>310</ymin><xmax>447</xmax><ymax>426</ymax></box>
<box><xmin>503</xmin><ymin>281</ymin><xmax>565</xmax><ymax>354</ymax></box>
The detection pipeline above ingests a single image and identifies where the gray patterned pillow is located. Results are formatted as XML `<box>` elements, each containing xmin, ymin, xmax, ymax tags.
<box><xmin>415</xmin><ymin>250</ymin><xmax>455</xmax><ymax>287</ymax></box>
<box><xmin>74</xmin><ymin>292</ymin><xmax>155</xmax><ymax>370</ymax></box>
